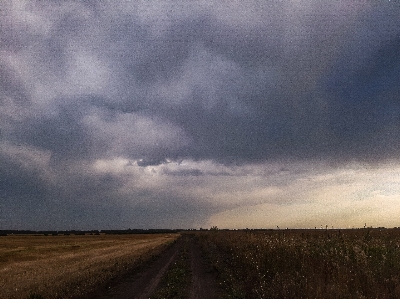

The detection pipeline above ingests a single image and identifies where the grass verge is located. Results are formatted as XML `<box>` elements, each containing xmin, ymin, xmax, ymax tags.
<box><xmin>151</xmin><ymin>237</ymin><xmax>191</xmax><ymax>299</ymax></box>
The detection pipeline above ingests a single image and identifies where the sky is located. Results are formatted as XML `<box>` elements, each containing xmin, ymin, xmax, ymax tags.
<box><xmin>1</xmin><ymin>0</ymin><xmax>400</xmax><ymax>230</ymax></box>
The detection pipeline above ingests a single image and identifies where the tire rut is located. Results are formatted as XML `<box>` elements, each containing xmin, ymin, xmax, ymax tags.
<box><xmin>90</xmin><ymin>234</ymin><xmax>217</xmax><ymax>299</ymax></box>
<box><xmin>189</xmin><ymin>235</ymin><xmax>218</xmax><ymax>299</ymax></box>
<box><xmin>93</xmin><ymin>238</ymin><xmax>183</xmax><ymax>299</ymax></box>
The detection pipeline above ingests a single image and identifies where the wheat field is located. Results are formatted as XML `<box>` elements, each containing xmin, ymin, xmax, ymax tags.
<box><xmin>0</xmin><ymin>233</ymin><xmax>178</xmax><ymax>299</ymax></box>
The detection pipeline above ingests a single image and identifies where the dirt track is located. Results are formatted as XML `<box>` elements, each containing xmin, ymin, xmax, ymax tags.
<box><xmin>188</xmin><ymin>236</ymin><xmax>218</xmax><ymax>299</ymax></box>
<box><xmin>92</xmin><ymin>234</ymin><xmax>217</xmax><ymax>299</ymax></box>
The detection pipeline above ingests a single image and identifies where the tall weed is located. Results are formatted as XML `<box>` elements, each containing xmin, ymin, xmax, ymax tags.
<box><xmin>197</xmin><ymin>229</ymin><xmax>400</xmax><ymax>299</ymax></box>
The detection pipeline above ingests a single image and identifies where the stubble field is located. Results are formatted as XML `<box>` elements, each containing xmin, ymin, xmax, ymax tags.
<box><xmin>0</xmin><ymin>233</ymin><xmax>178</xmax><ymax>299</ymax></box>
<box><xmin>3</xmin><ymin>229</ymin><xmax>400</xmax><ymax>299</ymax></box>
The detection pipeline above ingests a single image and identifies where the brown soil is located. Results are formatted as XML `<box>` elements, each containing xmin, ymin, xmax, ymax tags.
<box><xmin>189</xmin><ymin>236</ymin><xmax>218</xmax><ymax>299</ymax></box>
<box><xmin>92</xmin><ymin>234</ymin><xmax>218</xmax><ymax>299</ymax></box>
<box><xmin>91</xmin><ymin>237</ymin><xmax>182</xmax><ymax>299</ymax></box>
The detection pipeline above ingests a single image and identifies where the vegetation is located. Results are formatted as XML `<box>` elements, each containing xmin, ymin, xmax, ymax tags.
<box><xmin>4</xmin><ymin>229</ymin><xmax>400</xmax><ymax>298</ymax></box>
<box><xmin>0</xmin><ymin>234</ymin><xmax>178</xmax><ymax>299</ymax></box>
<box><xmin>27</xmin><ymin>293</ymin><xmax>45</xmax><ymax>299</ymax></box>
<box><xmin>197</xmin><ymin>229</ymin><xmax>400</xmax><ymax>299</ymax></box>
<box><xmin>151</xmin><ymin>237</ymin><xmax>192</xmax><ymax>299</ymax></box>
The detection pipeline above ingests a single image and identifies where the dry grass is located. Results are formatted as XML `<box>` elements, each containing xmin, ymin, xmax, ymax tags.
<box><xmin>197</xmin><ymin>229</ymin><xmax>400</xmax><ymax>299</ymax></box>
<box><xmin>0</xmin><ymin>233</ymin><xmax>179</xmax><ymax>299</ymax></box>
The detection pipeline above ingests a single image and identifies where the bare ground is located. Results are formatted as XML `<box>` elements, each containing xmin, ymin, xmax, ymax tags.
<box><xmin>92</xmin><ymin>234</ymin><xmax>218</xmax><ymax>299</ymax></box>
<box><xmin>91</xmin><ymin>237</ymin><xmax>183</xmax><ymax>299</ymax></box>
<box><xmin>189</xmin><ymin>236</ymin><xmax>218</xmax><ymax>299</ymax></box>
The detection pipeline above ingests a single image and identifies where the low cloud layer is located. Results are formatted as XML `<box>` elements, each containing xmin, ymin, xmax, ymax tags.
<box><xmin>1</xmin><ymin>1</ymin><xmax>400</xmax><ymax>229</ymax></box>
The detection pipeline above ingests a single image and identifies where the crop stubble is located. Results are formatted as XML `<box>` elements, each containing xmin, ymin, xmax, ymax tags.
<box><xmin>0</xmin><ymin>234</ymin><xmax>178</xmax><ymax>299</ymax></box>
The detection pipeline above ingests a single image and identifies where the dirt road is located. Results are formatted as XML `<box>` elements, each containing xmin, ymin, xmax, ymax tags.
<box><xmin>188</xmin><ymin>236</ymin><xmax>218</xmax><ymax>299</ymax></box>
<box><xmin>91</xmin><ymin>234</ymin><xmax>217</xmax><ymax>299</ymax></box>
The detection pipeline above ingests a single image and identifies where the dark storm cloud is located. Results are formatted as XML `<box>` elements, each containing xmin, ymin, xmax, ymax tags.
<box><xmin>83</xmin><ymin>1</ymin><xmax>399</xmax><ymax>164</ymax></box>
<box><xmin>0</xmin><ymin>154</ymin><xmax>46</xmax><ymax>199</ymax></box>
<box><xmin>2</xmin><ymin>1</ymin><xmax>400</xmax><ymax>229</ymax></box>
<box><xmin>18</xmin><ymin>99</ymin><xmax>92</xmax><ymax>161</ymax></box>
<box><xmin>322</xmin><ymin>7</ymin><xmax>400</xmax><ymax>161</ymax></box>
<box><xmin>0</xmin><ymin>148</ymin><xmax>61</xmax><ymax>229</ymax></box>
<box><xmin>4</xmin><ymin>1</ymin><xmax>396</xmax><ymax>164</ymax></box>
<box><xmin>0</xmin><ymin>63</ymin><xmax>31</xmax><ymax>104</ymax></box>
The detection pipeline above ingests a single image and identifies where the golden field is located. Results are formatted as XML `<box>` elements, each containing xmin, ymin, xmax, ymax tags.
<box><xmin>0</xmin><ymin>233</ymin><xmax>178</xmax><ymax>299</ymax></box>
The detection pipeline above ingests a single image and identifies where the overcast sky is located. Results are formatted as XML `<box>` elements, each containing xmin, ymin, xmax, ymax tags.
<box><xmin>1</xmin><ymin>0</ymin><xmax>400</xmax><ymax>230</ymax></box>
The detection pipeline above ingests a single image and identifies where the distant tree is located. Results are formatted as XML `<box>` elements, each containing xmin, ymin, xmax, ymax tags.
<box><xmin>210</xmin><ymin>226</ymin><xmax>219</xmax><ymax>231</ymax></box>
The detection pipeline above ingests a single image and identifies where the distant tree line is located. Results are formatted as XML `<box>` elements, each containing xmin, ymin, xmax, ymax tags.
<box><xmin>0</xmin><ymin>228</ymin><xmax>183</xmax><ymax>236</ymax></box>
<box><xmin>1</xmin><ymin>227</ymin><xmax>395</xmax><ymax>236</ymax></box>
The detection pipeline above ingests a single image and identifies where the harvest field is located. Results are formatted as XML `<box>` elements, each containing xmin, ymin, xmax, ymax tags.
<box><xmin>196</xmin><ymin>229</ymin><xmax>400</xmax><ymax>299</ymax></box>
<box><xmin>3</xmin><ymin>230</ymin><xmax>400</xmax><ymax>299</ymax></box>
<box><xmin>0</xmin><ymin>233</ymin><xmax>178</xmax><ymax>299</ymax></box>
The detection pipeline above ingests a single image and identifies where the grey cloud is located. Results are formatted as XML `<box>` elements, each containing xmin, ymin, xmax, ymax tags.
<box><xmin>162</xmin><ymin>168</ymin><xmax>204</xmax><ymax>177</ymax></box>
<box><xmin>137</xmin><ymin>158</ymin><xmax>169</xmax><ymax>167</ymax></box>
<box><xmin>0</xmin><ymin>155</ymin><xmax>46</xmax><ymax>200</ymax></box>
<box><xmin>0</xmin><ymin>145</ymin><xmax>212</xmax><ymax>229</ymax></box>
<box><xmin>2</xmin><ymin>1</ymin><xmax>400</xmax><ymax>229</ymax></box>
<box><xmin>0</xmin><ymin>63</ymin><xmax>31</xmax><ymax>105</ymax></box>
<box><xmin>15</xmin><ymin>99</ymin><xmax>93</xmax><ymax>162</ymax></box>
<box><xmin>5</xmin><ymin>0</ymin><xmax>400</xmax><ymax>165</ymax></box>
